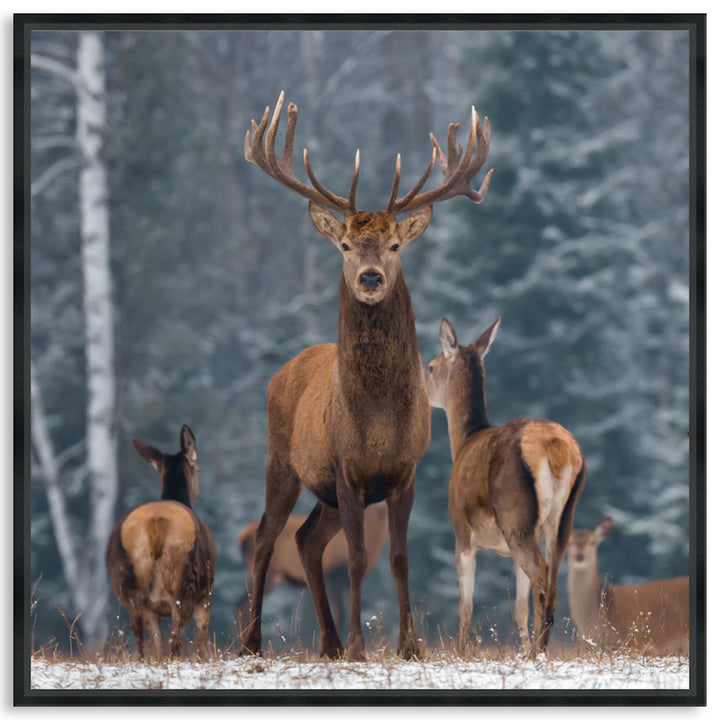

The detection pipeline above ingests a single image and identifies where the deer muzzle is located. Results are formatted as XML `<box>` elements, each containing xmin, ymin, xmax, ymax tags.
<box><xmin>359</xmin><ymin>271</ymin><xmax>384</xmax><ymax>290</ymax></box>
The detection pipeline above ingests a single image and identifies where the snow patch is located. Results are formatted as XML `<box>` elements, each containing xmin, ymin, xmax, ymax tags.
<box><xmin>31</xmin><ymin>655</ymin><xmax>689</xmax><ymax>691</ymax></box>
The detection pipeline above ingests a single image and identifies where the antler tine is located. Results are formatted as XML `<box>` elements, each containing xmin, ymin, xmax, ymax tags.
<box><xmin>385</xmin><ymin>154</ymin><xmax>402</xmax><ymax>212</ymax></box>
<box><xmin>468</xmin><ymin>167</ymin><xmax>494</xmax><ymax>204</ymax></box>
<box><xmin>463</xmin><ymin>109</ymin><xmax>490</xmax><ymax>177</ymax></box>
<box><xmin>390</xmin><ymin>148</ymin><xmax>437</xmax><ymax>212</ymax></box>
<box><xmin>302</xmin><ymin>149</ymin><xmax>350</xmax><ymax>211</ymax></box>
<box><xmin>264</xmin><ymin>91</ymin><xmax>285</xmax><ymax>170</ymax></box>
<box><xmin>475</xmin><ymin>117</ymin><xmax>491</xmax><ymax>174</ymax></box>
<box><xmin>430</xmin><ymin>133</ymin><xmax>447</xmax><ymax>174</ymax></box>
<box><xmin>244</xmin><ymin>92</ymin><xmax>351</xmax><ymax>215</ymax></box>
<box><xmin>348</xmin><ymin>149</ymin><xmax>360</xmax><ymax>214</ymax></box>
<box><xmin>445</xmin><ymin>122</ymin><xmax>461</xmax><ymax>173</ymax></box>
<box><xmin>387</xmin><ymin>107</ymin><xmax>493</xmax><ymax>215</ymax></box>
<box><xmin>244</xmin><ymin>106</ymin><xmax>271</xmax><ymax>172</ymax></box>
<box><xmin>278</xmin><ymin>102</ymin><xmax>298</xmax><ymax>173</ymax></box>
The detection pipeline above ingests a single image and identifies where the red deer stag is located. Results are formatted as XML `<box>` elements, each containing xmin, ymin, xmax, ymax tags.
<box><xmin>567</xmin><ymin>517</ymin><xmax>689</xmax><ymax>655</ymax></box>
<box><xmin>426</xmin><ymin>317</ymin><xmax>586</xmax><ymax>655</ymax></box>
<box><xmin>106</xmin><ymin>425</ymin><xmax>217</xmax><ymax>659</ymax></box>
<box><xmin>241</xmin><ymin>92</ymin><xmax>493</xmax><ymax>660</ymax></box>
<box><xmin>235</xmin><ymin>502</ymin><xmax>389</xmax><ymax>637</ymax></box>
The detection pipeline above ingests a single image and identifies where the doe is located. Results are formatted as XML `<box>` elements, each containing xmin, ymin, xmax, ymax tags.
<box><xmin>426</xmin><ymin>317</ymin><xmax>586</xmax><ymax>655</ymax></box>
<box><xmin>567</xmin><ymin>517</ymin><xmax>689</xmax><ymax>655</ymax></box>
<box><xmin>105</xmin><ymin>425</ymin><xmax>217</xmax><ymax>659</ymax></box>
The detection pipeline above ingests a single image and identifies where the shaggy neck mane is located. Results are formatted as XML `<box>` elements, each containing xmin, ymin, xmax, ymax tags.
<box><xmin>337</xmin><ymin>273</ymin><xmax>420</xmax><ymax>399</ymax></box>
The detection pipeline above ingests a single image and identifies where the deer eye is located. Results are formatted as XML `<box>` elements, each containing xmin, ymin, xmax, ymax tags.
<box><xmin>341</xmin><ymin>243</ymin><xmax>350</xmax><ymax>252</ymax></box>
<box><xmin>390</xmin><ymin>243</ymin><xmax>400</xmax><ymax>252</ymax></box>
<box><xmin>428</xmin><ymin>365</ymin><xmax>434</xmax><ymax>374</ymax></box>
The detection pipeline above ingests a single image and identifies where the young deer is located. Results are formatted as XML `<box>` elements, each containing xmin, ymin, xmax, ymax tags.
<box><xmin>105</xmin><ymin>425</ymin><xmax>217</xmax><ymax>659</ymax></box>
<box><xmin>567</xmin><ymin>517</ymin><xmax>689</xmax><ymax>655</ymax></box>
<box><xmin>241</xmin><ymin>92</ymin><xmax>493</xmax><ymax>660</ymax></box>
<box><xmin>235</xmin><ymin>502</ymin><xmax>389</xmax><ymax>638</ymax></box>
<box><xmin>426</xmin><ymin>317</ymin><xmax>586</xmax><ymax>655</ymax></box>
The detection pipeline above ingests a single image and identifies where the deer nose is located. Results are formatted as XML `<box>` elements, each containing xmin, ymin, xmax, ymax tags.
<box><xmin>360</xmin><ymin>272</ymin><xmax>383</xmax><ymax>290</ymax></box>
<box><xmin>575</xmin><ymin>553</ymin><xmax>585</xmax><ymax>562</ymax></box>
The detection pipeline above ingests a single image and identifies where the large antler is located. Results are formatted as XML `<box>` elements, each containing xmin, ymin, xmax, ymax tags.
<box><xmin>385</xmin><ymin>107</ymin><xmax>493</xmax><ymax>215</ymax></box>
<box><xmin>244</xmin><ymin>91</ymin><xmax>359</xmax><ymax>215</ymax></box>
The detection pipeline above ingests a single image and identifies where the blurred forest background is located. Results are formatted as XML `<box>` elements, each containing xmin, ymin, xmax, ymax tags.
<box><xmin>28</xmin><ymin>27</ymin><xmax>691</xmax><ymax>652</ymax></box>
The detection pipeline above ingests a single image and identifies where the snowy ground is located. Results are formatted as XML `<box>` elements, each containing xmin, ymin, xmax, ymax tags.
<box><xmin>31</xmin><ymin>653</ymin><xmax>690</xmax><ymax>692</ymax></box>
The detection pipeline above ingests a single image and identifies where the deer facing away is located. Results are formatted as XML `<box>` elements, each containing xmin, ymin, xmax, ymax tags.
<box><xmin>235</xmin><ymin>502</ymin><xmax>389</xmax><ymax>639</ymax></box>
<box><xmin>567</xmin><ymin>517</ymin><xmax>689</xmax><ymax>655</ymax></box>
<box><xmin>105</xmin><ymin>425</ymin><xmax>217</xmax><ymax>659</ymax></box>
<box><xmin>240</xmin><ymin>92</ymin><xmax>493</xmax><ymax>660</ymax></box>
<box><xmin>426</xmin><ymin>317</ymin><xmax>586</xmax><ymax>655</ymax></box>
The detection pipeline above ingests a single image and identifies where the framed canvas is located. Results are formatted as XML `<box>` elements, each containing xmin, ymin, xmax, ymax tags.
<box><xmin>13</xmin><ymin>13</ymin><xmax>706</xmax><ymax>706</ymax></box>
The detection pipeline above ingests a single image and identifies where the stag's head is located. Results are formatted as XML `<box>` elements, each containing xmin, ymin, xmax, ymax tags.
<box><xmin>244</xmin><ymin>92</ymin><xmax>494</xmax><ymax>305</ymax></box>
<box><xmin>308</xmin><ymin>207</ymin><xmax>432</xmax><ymax>304</ymax></box>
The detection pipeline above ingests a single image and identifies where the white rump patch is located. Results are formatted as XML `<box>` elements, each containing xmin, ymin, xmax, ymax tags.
<box><xmin>536</xmin><ymin>459</ymin><xmax>573</xmax><ymax>530</ymax></box>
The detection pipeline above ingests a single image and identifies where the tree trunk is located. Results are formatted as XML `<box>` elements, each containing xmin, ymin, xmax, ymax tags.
<box><xmin>76</xmin><ymin>31</ymin><xmax>117</xmax><ymax>646</ymax></box>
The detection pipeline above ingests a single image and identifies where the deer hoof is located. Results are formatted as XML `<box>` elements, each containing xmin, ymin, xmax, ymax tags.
<box><xmin>344</xmin><ymin>633</ymin><xmax>366</xmax><ymax>662</ymax></box>
<box><xmin>398</xmin><ymin>640</ymin><xmax>421</xmax><ymax>661</ymax></box>
<box><xmin>238</xmin><ymin>636</ymin><xmax>262</xmax><ymax>657</ymax></box>
<box><xmin>320</xmin><ymin>639</ymin><xmax>343</xmax><ymax>660</ymax></box>
<box><xmin>320</xmin><ymin>642</ymin><xmax>344</xmax><ymax>660</ymax></box>
<box><xmin>345</xmin><ymin>647</ymin><xmax>366</xmax><ymax>662</ymax></box>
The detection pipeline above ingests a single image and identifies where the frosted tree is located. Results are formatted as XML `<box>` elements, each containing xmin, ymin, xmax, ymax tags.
<box><xmin>31</xmin><ymin>31</ymin><xmax>117</xmax><ymax>647</ymax></box>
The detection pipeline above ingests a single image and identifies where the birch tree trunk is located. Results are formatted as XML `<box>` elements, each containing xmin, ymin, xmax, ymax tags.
<box><xmin>76</xmin><ymin>31</ymin><xmax>117</xmax><ymax>646</ymax></box>
<box><xmin>31</xmin><ymin>32</ymin><xmax>118</xmax><ymax>649</ymax></box>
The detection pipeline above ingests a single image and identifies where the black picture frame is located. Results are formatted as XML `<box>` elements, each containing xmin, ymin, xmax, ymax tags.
<box><xmin>14</xmin><ymin>13</ymin><xmax>706</xmax><ymax>706</ymax></box>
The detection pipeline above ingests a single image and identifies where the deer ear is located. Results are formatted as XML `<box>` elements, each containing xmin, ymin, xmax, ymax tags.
<box><xmin>132</xmin><ymin>439</ymin><xmax>165</xmax><ymax>473</ymax></box>
<box><xmin>596</xmin><ymin>516</ymin><xmax>614</xmax><ymax>543</ymax></box>
<box><xmin>439</xmin><ymin>317</ymin><xmax>459</xmax><ymax>361</ymax></box>
<box><xmin>397</xmin><ymin>206</ymin><xmax>433</xmax><ymax>246</ymax></box>
<box><xmin>180</xmin><ymin>424</ymin><xmax>198</xmax><ymax>465</ymax></box>
<box><xmin>309</xmin><ymin>201</ymin><xmax>345</xmax><ymax>244</ymax></box>
<box><xmin>473</xmin><ymin>316</ymin><xmax>501</xmax><ymax>360</ymax></box>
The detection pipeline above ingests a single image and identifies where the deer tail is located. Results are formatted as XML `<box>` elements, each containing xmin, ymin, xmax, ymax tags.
<box><xmin>545</xmin><ymin>436</ymin><xmax>570</xmax><ymax>479</ymax></box>
<box><xmin>147</xmin><ymin>516</ymin><xmax>170</xmax><ymax>560</ymax></box>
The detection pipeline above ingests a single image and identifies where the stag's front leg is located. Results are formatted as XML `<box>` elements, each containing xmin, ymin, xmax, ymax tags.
<box><xmin>296</xmin><ymin>501</ymin><xmax>344</xmax><ymax>658</ymax></box>
<box><xmin>387</xmin><ymin>480</ymin><xmax>420</xmax><ymax>660</ymax></box>
<box><xmin>240</xmin><ymin>458</ymin><xmax>301</xmax><ymax>655</ymax></box>
<box><xmin>337</xmin><ymin>475</ymin><xmax>367</xmax><ymax>661</ymax></box>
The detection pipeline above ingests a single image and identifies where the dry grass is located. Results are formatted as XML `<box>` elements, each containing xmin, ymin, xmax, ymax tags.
<box><xmin>30</xmin><ymin>576</ymin><xmax>688</xmax><ymax>676</ymax></box>
<box><xmin>31</xmin><ymin>611</ymin><xmax>688</xmax><ymax>671</ymax></box>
